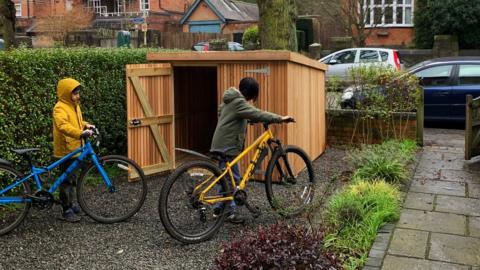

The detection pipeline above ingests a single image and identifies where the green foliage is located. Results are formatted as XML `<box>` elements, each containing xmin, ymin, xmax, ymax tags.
<box><xmin>325</xmin><ymin>180</ymin><xmax>401</xmax><ymax>269</ymax></box>
<box><xmin>347</xmin><ymin>65</ymin><xmax>421</xmax><ymax>143</ymax></box>
<box><xmin>0</xmin><ymin>48</ymin><xmax>153</xmax><ymax>165</ymax></box>
<box><xmin>349</xmin><ymin>65</ymin><xmax>421</xmax><ymax>113</ymax></box>
<box><xmin>348</xmin><ymin>139</ymin><xmax>417</xmax><ymax>183</ymax></box>
<box><xmin>414</xmin><ymin>0</ymin><xmax>480</xmax><ymax>49</ymax></box>
<box><xmin>242</xmin><ymin>25</ymin><xmax>259</xmax><ymax>49</ymax></box>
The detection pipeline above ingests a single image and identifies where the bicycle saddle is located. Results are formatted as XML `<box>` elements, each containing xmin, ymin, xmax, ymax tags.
<box><xmin>12</xmin><ymin>148</ymin><xmax>40</xmax><ymax>156</ymax></box>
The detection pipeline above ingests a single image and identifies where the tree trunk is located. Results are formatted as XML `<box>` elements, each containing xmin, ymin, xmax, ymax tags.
<box><xmin>258</xmin><ymin>0</ymin><xmax>297</xmax><ymax>51</ymax></box>
<box><xmin>0</xmin><ymin>0</ymin><xmax>16</xmax><ymax>49</ymax></box>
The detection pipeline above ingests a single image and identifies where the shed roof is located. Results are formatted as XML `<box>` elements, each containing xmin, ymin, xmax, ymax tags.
<box><xmin>147</xmin><ymin>51</ymin><xmax>327</xmax><ymax>71</ymax></box>
<box><xmin>181</xmin><ymin>0</ymin><xmax>258</xmax><ymax>24</ymax></box>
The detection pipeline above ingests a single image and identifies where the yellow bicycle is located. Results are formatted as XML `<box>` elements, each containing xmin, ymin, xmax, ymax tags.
<box><xmin>158</xmin><ymin>121</ymin><xmax>315</xmax><ymax>244</ymax></box>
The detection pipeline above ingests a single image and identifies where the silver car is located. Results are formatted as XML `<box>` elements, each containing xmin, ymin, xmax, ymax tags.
<box><xmin>319</xmin><ymin>48</ymin><xmax>403</xmax><ymax>80</ymax></box>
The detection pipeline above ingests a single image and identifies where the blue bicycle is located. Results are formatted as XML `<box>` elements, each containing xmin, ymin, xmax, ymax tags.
<box><xmin>0</xmin><ymin>129</ymin><xmax>147</xmax><ymax>235</ymax></box>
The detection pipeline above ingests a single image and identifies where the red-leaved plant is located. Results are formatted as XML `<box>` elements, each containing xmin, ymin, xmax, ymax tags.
<box><xmin>212</xmin><ymin>222</ymin><xmax>344</xmax><ymax>270</ymax></box>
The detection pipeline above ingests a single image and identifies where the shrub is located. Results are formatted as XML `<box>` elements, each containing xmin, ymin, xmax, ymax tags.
<box><xmin>242</xmin><ymin>25</ymin><xmax>259</xmax><ymax>49</ymax></box>
<box><xmin>0</xmin><ymin>48</ymin><xmax>156</xmax><ymax>165</ymax></box>
<box><xmin>348</xmin><ymin>65</ymin><xmax>421</xmax><ymax>113</ymax></box>
<box><xmin>345</xmin><ymin>66</ymin><xmax>421</xmax><ymax>143</ymax></box>
<box><xmin>347</xmin><ymin>139</ymin><xmax>417</xmax><ymax>183</ymax></box>
<box><xmin>324</xmin><ymin>180</ymin><xmax>401</xmax><ymax>269</ymax></box>
<box><xmin>213</xmin><ymin>222</ymin><xmax>344</xmax><ymax>270</ymax></box>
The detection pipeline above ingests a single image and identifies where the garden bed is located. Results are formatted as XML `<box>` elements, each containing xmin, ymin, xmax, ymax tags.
<box><xmin>0</xmin><ymin>147</ymin><xmax>351</xmax><ymax>269</ymax></box>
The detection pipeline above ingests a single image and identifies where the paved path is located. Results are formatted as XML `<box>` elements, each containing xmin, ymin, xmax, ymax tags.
<box><xmin>365</xmin><ymin>128</ymin><xmax>480</xmax><ymax>270</ymax></box>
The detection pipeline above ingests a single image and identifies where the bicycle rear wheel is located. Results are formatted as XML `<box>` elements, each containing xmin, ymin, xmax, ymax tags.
<box><xmin>265</xmin><ymin>145</ymin><xmax>315</xmax><ymax>217</ymax></box>
<box><xmin>77</xmin><ymin>155</ymin><xmax>147</xmax><ymax>223</ymax></box>
<box><xmin>159</xmin><ymin>160</ymin><xmax>228</xmax><ymax>244</ymax></box>
<box><xmin>0</xmin><ymin>165</ymin><xmax>30</xmax><ymax>236</ymax></box>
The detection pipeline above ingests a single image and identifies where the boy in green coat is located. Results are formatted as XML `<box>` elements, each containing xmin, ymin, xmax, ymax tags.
<box><xmin>210</xmin><ymin>77</ymin><xmax>293</xmax><ymax>223</ymax></box>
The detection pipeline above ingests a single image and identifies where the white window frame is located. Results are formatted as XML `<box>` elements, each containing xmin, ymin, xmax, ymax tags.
<box><xmin>140</xmin><ymin>0</ymin><xmax>150</xmax><ymax>11</ymax></box>
<box><xmin>15</xmin><ymin>3</ymin><xmax>22</xmax><ymax>17</ymax></box>
<box><xmin>363</xmin><ymin>0</ymin><xmax>414</xmax><ymax>27</ymax></box>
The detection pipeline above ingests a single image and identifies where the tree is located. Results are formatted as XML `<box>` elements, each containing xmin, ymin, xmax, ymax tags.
<box><xmin>315</xmin><ymin>0</ymin><xmax>375</xmax><ymax>47</ymax></box>
<box><xmin>415</xmin><ymin>0</ymin><xmax>480</xmax><ymax>49</ymax></box>
<box><xmin>36</xmin><ymin>2</ymin><xmax>93</xmax><ymax>46</ymax></box>
<box><xmin>257</xmin><ymin>0</ymin><xmax>297</xmax><ymax>51</ymax></box>
<box><xmin>0</xmin><ymin>0</ymin><xmax>16</xmax><ymax>49</ymax></box>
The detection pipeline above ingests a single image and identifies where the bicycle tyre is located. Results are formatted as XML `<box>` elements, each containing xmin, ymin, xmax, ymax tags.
<box><xmin>265</xmin><ymin>145</ymin><xmax>315</xmax><ymax>217</ymax></box>
<box><xmin>77</xmin><ymin>155</ymin><xmax>147</xmax><ymax>223</ymax></box>
<box><xmin>159</xmin><ymin>160</ymin><xmax>229</xmax><ymax>244</ymax></box>
<box><xmin>0</xmin><ymin>164</ymin><xmax>31</xmax><ymax>236</ymax></box>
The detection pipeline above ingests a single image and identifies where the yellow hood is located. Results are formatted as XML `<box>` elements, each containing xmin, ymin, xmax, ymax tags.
<box><xmin>56</xmin><ymin>78</ymin><xmax>80</xmax><ymax>105</ymax></box>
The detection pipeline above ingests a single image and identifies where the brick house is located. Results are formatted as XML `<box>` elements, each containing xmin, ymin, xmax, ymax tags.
<box><xmin>362</xmin><ymin>0</ymin><xmax>415</xmax><ymax>47</ymax></box>
<box><xmin>12</xmin><ymin>0</ymin><xmax>192</xmax><ymax>33</ymax></box>
<box><xmin>180</xmin><ymin>0</ymin><xmax>258</xmax><ymax>42</ymax></box>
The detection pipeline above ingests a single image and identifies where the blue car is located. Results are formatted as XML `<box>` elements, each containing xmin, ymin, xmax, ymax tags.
<box><xmin>410</xmin><ymin>57</ymin><xmax>480</xmax><ymax>122</ymax></box>
<box><xmin>341</xmin><ymin>57</ymin><xmax>480</xmax><ymax>122</ymax></box>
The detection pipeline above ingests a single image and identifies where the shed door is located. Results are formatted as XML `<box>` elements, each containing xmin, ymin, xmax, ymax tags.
<box><xmin>126</xmin><ymin>63</ymin><xmax>174</xmax><ymax>175</ymax></box>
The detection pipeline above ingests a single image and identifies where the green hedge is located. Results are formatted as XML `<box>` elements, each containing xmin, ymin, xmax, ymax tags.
<box><xmin>0</xmin><ymin>48</ymin><xmax>156</xmax><ymax>165</ymax></box>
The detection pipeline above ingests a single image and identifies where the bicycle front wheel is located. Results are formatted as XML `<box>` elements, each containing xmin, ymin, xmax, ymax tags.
<box><xmin>159</xmin><ymin>160</ymin><xmax>228</xmax><ymax>244</ymax></box>
<box><xmin>0</xmin><ymin>164</ymin><xmax>30</xmax><ymax>236</ymax></box>
<box><xmin>77</xmin><ymin>155</ymin><xmax>147</xmax><ymax>223</ymax></box>
<box><xmin>265</xmin><ymin>145</ymin><xmax>315</xmax><ymax>217</ymax></box>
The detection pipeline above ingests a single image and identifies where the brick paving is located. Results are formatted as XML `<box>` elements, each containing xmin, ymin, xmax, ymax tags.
<box><xmin>365</xmin><ymin>128</ymin><xmax>480</xmax><ymax>270</ymax></box>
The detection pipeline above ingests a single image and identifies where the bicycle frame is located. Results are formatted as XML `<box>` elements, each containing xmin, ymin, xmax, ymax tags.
<box><xmin>194</xmin><ymin>128</ymin><xmax>275</xmax><ymax>205</ymax></box>
<box><xmin>0</xmin><ymin>141</ymin><xmax>112</xmax><ymax>204</ymax></box>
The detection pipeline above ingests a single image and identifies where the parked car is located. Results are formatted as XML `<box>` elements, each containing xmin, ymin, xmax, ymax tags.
<box><xmin>341</xmin><ymin>57</ymin><xmax>480</xmax><ymax>122</ymax></box>
<box><xmin>192</xmin><ymin>41</ymin><xmax>244</xmax><ymax>51</ymax></box>
<box><xmin>319</xmin><ymin>48</ymin><xmax>403</xmax><ymax>80</ymax></box>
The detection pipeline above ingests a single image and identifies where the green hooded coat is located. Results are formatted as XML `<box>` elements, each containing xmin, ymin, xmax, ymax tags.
<box><xmin>210</xmin><ymin>87</ymin><xmax>282</xmax><ymax>156</ymax></box>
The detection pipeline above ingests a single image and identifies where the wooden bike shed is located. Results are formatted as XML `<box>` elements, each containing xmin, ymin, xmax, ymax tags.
<box><xmin>126</xmin><ymin>51</ymin><xmax>327</xmax><ymax>176</ymax></box>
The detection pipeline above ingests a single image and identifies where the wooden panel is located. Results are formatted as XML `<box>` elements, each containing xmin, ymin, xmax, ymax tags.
<box><xmin>147</xmin><ymin>51</ymin><xmax>327</xmax><ymax>71</ymax></box>
<box><xmin>286</xmin><ymin>62</ymin><xmax>326</xmax><ymax>173</ymax></box>
<box><xmin>217</xmin><ymin>62</ymin><xmax>288</xmax><ymax>176</ymax></box>
<box><xmin>126</xmin><ymin>63</ymin><xmax>175</xmax><ymax>174</ymax></box>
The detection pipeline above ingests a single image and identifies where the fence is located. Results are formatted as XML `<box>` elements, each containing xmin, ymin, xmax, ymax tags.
<box><xmin>64</xmin><ymin>30</ymin><xmax>232</xmax><ymax>49</ymax></box>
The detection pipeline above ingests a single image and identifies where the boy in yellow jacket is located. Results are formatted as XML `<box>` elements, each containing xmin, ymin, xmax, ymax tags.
<box><xmin>52</xmin><ymin>78</ymin><xmax>94</xmax><ymax>222</ymax></box>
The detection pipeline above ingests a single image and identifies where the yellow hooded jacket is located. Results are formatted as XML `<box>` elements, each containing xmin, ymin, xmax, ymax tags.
<box><xmin>52</xmin><ymin>78</ymin><xmax>89</xmax><ymax>158</ymax></box>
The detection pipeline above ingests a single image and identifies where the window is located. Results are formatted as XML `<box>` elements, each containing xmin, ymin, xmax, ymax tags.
<box><xmin>380</xmin><ymin>51</ymin><xmax>389</xmax><ymax>62</ymax></box>
<box><xmin>364</xmin><ymin>0</ymin><xmax>413</xmax><ymax>26</ymax></box>
<box><xmin>332</xmin><ymin>50</ymin><xmax>357</xmax><ymax>64</ymax></box>
<box><xmin>15</xmin><ymin>3</ymin><xmax>21</xmax><ymax>17</ymax></box>
<box><xmin>458</xmin><ymin>65</ymin><xmax>480</xmax><ymax>85</ymax></box>
<box><xmin>140</xmin><ymin>0</ymin><xmax>149</xmax><ymax>11</ymax></box>
<box><xmin>360</xmin><ymin>50</ymin><xmax>379</xmax><ymax>63</ymax></box>
<box><xmin>321</xmin><ymin>56</ymin><xmax>332</xmax><ymax>64</ymax></box>
<box><xmin>415</xmin><ymin>65</ymin><xmax>453</xmax><ymax>87</ymax></box>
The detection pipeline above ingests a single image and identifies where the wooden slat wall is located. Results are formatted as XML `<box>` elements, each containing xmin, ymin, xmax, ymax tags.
<box><xmin>217</xmin><ymin>62</ymin><xmax>288</xmax><ymax>175</ymax></box>
<box><xmin>126</xmin><ymin>63</ymin><xmax>175</xmax><ymax>173</ymax></box>
<box><xmin>286</xmin><ymin>62</ymin><xmax>326</xmax><ymax>172</ymax></box>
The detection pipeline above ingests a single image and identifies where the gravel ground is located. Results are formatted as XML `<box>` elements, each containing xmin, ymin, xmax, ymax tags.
<box><xmin>0</xmin><ymin>147</ymin><xmax>350</xmax><ymax>270</ymax></box>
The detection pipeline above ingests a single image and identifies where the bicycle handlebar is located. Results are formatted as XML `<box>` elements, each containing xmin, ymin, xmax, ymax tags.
<box><xmin>247</xmin><ymin>118</ymin><xmax>296</xmax><ymax>130</ymax></box>
<box><xmin>82</xmin><ymin>127</ymin><xmax>100</xmax><ymax>146</ymax></box>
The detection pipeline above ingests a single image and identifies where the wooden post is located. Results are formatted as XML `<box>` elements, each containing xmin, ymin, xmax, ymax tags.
<box><xmin>465</xmin><ymin>95</ymin><xmax>473</xmax><ymax>160</ymax></box>
<box><xmin>416</xmin><ymin>88</ymin><xmax>424</xmax><ymax>146</ymax></box>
